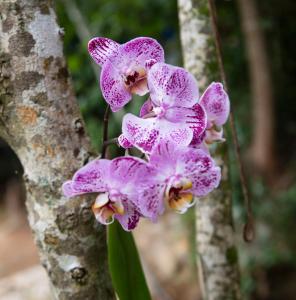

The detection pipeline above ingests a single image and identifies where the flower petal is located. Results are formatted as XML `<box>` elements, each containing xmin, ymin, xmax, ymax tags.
<box><xmin>97</xmin><ymin>37</ymin><xmax>164</xmax><ymax>111</ymax></box>
<box><xmin>115</xmin><ymin>199</ymin><xmax>141</xmax><ymax>231</ymax></box>
<box><xmin>177</xmin><ymin>148</ymin><xmax>216</xmax><ymax>176</ymax></box>
<box><xmin>199</xmin><ymin>82</ymin><xmax>230</xmax><ymax>126</ymax></box>
<box><xmin>165</xmin><ymin>104</ymin><xmax>206</xmax><ymax>142</ymax></box>
<box><xmin>118</xmin><ymin>134</ymin><xmax>133</xmax><ymax>149</ymax></box>
<box><xmin>122</xmin><ymin>113</ymin><xmax>195</xmax><ymax>153</ymax></box>
<box><xmin>136</xmin><ymin>181</ymin><xmax>166</xmax><ymax>222</ymax></box>
<box><xmin>120</xmin><ymin>37</ymin><xmax>164</xmax><ymax>69</ymax></box>
<box><xmin>88</xmin><ymin>37</ymin><xmax>120</xmax><ymax>66</ymax></box>
<box><xmin>100</xmin><ymin>61</ymin><xmax>131</xmax><ymax>112</ymax></box>
<box><xmin>176</xmin><ymin>148</ymin><xmax>221</xmax><ymax>196</ymax></box>
<box><xmin>160</xmin><ymin>119</ymin><xmax>193</xmax><ymax>148</ymax></box>
<box><xmin>149</xmin><ymin>141</ymin><xmax>221</xmax><ymax>198</ymax></box>
<box><xmin>109</xmin><ymin>156</ymin><xmax>153</xmax><ymax>192</ymax></box>
<box><xmin>68</xmin><ymin>159</ymin><xmax>111</xmax><ymax>196</ymax></box>
<box><xmin>139</xmin><ymin>98</ymin><xmax>153</xmax><ymax>117</ymax></box>
<box><xmin>62</xmin><ymin>181</ymin><xmax>79</xmax><ymax>198</ymax></box>
<box><xmin>122</xmin><ymin>114</ymin><xmax>160</xmax><ymax>153</ymax></box>
<box><xmin>93</xmin><ymin>206</ymin><xmax>115</xmax><ymax>225</ymax></box>
<box><xmin>191</xmin><ymin>167</ymin><xmax>221</xmax><ymax>197</ymax></box>
<box><xmin>149</xmin><ymin>141</ymin><xmax>179</xmax><ymax>179</ymax></box>
<box><xmin>148</xmin><ymin>62</ymin><xmax>199</xmax><ymax>108</ymax></box>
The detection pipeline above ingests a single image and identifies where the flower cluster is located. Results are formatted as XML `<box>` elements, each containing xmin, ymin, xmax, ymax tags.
<box><xmin>63</xmin><ymin>37</ymin><xmax>230</xmax><ymax>231</ymax></box>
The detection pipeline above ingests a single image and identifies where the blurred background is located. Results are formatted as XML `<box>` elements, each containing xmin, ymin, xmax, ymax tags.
<box><xmin>0</xmin><ymin>0</ymin><xmax>295</xmax><ymax>299</ymax></box>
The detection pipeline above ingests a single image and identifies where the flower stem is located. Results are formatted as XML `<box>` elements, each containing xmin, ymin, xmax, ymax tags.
<box><xmin>208</xmin><ymin>0</ymin><xmax>254</xmax><ymax>242</ymax></box>
<box><xmin>101</xmin><ymin>105</ymin><xmax>110</xmax><ymax>158</ymax></box>
<box><xmin>103</xmin><ymin>138</ymin><xmax>119</xmax><ymax>148</ymax></box>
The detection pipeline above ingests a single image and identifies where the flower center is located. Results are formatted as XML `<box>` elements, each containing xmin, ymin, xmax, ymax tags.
<box><xmin>165</xmin><ymin>177</ymin><xmax>195</xmax><ymax>214</ymax></box>
<box><xmin>92</xmin><ymin>192</ymin><xmax>125</xmax><ymax>225</ymax></box>
<box><xmin>153</xmin><ymin>106</ymin><xmax>166</xmax><ymax>118</ymax></box>
<box><xmin>123</xmin><ymin>67</ymin><xmax>148</xmax><ymax>96</ymax></box>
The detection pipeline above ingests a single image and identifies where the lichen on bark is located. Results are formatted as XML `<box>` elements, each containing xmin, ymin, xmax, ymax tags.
<box><xmin>0</xmin><ymin>1</ymin><xmax>115</xmax><ymax>299</ymax></box>
<box><xmin>178</xmin><ymin>0</ymin><xmax>241</xmax><ymax>299</ymax></box>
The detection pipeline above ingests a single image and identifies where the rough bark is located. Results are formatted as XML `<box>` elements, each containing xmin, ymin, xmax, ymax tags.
<box><xmin>237</xmin><ymin>0</ymin><xmax>276</xmax><ymax>179</ymax></box>
<box><xmin>178</xmin><ymin>0</ymin><xmax>241</xmax><ymax>299</ymax></box>
<box><xmin>0</xmin><ymin>1</ymin><xmax>115</xmax><ymax>299</ymax></box>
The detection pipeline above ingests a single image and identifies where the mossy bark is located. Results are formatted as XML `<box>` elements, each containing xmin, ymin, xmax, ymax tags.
<box><xmin>178</xmin><ymin>0</ymin><xmax>241</xmax><ymax>299</ymax></box>
<box><xmin>0</xmin><ymin>1</ymin><xmax>115</xmax><ymax>299</ymax></box>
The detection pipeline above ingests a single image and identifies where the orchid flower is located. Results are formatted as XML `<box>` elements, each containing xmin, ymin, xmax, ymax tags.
<box><xmin>120</xmin><ymin>62</ymin><xmax>207</xmax><ymax>153</ymax></box>
<box><xmin>134</xmin><ymin>141</ymin><xmax>221</xmax><ymax>221</ymax></box>
<box><xmin>62</xmin><ymin>156</ymin><xmax>153</xmax><ymax>231</ymax></box>
<box><xmin>191</xmin><ymin>82</ymin><xmax>230</xmax><ymax>146</ymax></box>
<box><xmin>88</xmin><ymin>37</ymin><xmax>164</xmax><ymax>112</ymax></box>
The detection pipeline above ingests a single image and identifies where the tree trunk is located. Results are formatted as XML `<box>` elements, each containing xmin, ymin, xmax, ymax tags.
<box><xmin>0</xmin><ymin>1</ymin><xmax>115</xmax><ymax>299</ymax></box>
<box><xmin>237</xmin><ymin>0</ymin><xmax>276</xmax><ymax>180</ymax></box>
<box><xmin>178</xmin><ymin>0</ymin><xmax>241</xmax><ymax>299</ymax></box>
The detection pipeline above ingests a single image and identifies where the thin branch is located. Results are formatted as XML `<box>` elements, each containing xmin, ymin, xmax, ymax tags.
<box><xmin>61</xmin><ymin>0</ymin><xmax>100</xmax><ymax>83</ymax></box>
<box><xmin>103</xmin><ymin>137</ymin><xmax>118</xmax><ymax>148</ymax></box>
<box><xmin>101</xmin><ymin>105</ymin><xmax>110</xmax><ymax>158</ymax></box>
<box><xmin>208</xmin><ymin>0</ymin><xmax>254</xmax><ymax>242</ymax></box>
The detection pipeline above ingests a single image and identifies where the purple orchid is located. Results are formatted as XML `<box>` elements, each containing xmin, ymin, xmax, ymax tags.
<box><xmin>191</xmin><ymin>82</ymin><xmax>230</xmax><ymax>146</ymax></box>
<box><xmin>62</xmin><ymin>37</ymin><xmax>229</xmax><ymax>231</ymax></box>
<box><xmin>62</xmin><ymin>156</ymin><xmax>153</xmax><ymax>231</ymax></box>
<box><xmin>88</xmin><ymin>37</ymin><xmax>164</xmax><ymax>112</ymax></box>
<box><xmin>133</xmin><ymin>141</ymin><xmax>221</xmax><ymax>221</ymax></box>
<box><xmin>120</xmin><ymin>62</ymin><xmax>207</xmax><ymax>153</ymax></box>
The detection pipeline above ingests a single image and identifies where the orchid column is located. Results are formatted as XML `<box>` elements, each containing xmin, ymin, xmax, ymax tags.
<box><xmin>178</xmin><ymin>0</ymin><xmax>241</xmax><ymax>299</ymax></box>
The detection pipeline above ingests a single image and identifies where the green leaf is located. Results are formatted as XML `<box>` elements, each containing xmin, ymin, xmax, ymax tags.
<box><xmin>107</xmin><ymin>221</ymin><xmax>151</xmax><ymax>300</ymax></box>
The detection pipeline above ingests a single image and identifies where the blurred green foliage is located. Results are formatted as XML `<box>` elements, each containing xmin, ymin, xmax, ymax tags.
<box><xmin>56</xmin><ymin>0</ymin><xmax>296</xmax><ymax>298</ymax></box>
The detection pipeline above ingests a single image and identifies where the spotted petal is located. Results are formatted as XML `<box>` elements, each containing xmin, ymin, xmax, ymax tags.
<box><xmin>139</xmin><ymin>98</ymin><xmax>153</xmax><ymax>117</ymax></box>
<box><xmin>148</xmin><ymin>141</ymin><xmax>180</xmax><ymax>178</ymax></box>
<box><xmin>115</xmin><ymin>199</ymin><xmax>141</xmax><ymax>231</ymax></box>
<box><xmin>191</xmin><ymin>167</ymin><xmax>221</xmax><ymax>196</ymax></box>
<box><xmin>62</xmin><ymin>181</ymin><xmax>80</xmax><ymax>198</ymax></box>
<box><xmin>136</xmin><ymin>181</ymin><xmax>166</xmax><ymax>222</ymax></box>
<box><xmin>122</xmin><ymin>114</ymin><xmax>193</xmax><ymax>153</ymax></box>
<box><xmin>109</xmin><ymin>156</ymin><xmax>153</xmax><ymax>194</ymax></box>
<box><xmin>160</xmin><ymin>119</ymin><xmax>193</xmax><ymax>148</ymax></box>
<box><xmin>177</xmin><ymin>148</ymin><xmax>216</xmax><ymax>176</ymax></box>
<box><xmin>149</xmin><ymin>141</ymin><xmax>221</xmax><ymax>197</ymax></box>
<box><xmin>177</xmin><ymin>148</ymin><xmax>221</xmax><ymax>196</ymax></box>
<box><xmin>100</xmin><ymin>60</ymin><xmax>132</xmax><ymax>112</ymax></box>
<box><xmin>88</xmin><ymin>37</ymin><xmax>120</xmax><ymax>66</ymax></box>
<box><xmin>199</xmin><ymin>82</ymin><xmax>230</xmax><ymax>126</ymax></box>
<box><xmin>118</xmin><ymin>134</ymin><xmax>133</xmax><ymax>149</ymax></box>
<box><xmin>119</xmin><ymin>37</ymin><xmax>164</xmax><ymax>70</ymax></box>
<box><xmin>165</xmin><ymin>104</ymin><xmax>206</xmax><ymax>142</ymax></box>
<box><xmin>62</xmin><ymin>159</ymin><xmax>111</xmax><ymax>198</ymax></box>
<box><xmin>99</xmin><ymin>37</ymin><xmax>164</xmax><ymax>112</ymax></box>
<box><xmin>122</xmin><ymin>114</ymin><xmax>160</xmax><ymax>153</ymax></box>
<box><xmin>148</xmin><ymin>62</ymin><xmax>199</xmax><ymax>108</ymax></box>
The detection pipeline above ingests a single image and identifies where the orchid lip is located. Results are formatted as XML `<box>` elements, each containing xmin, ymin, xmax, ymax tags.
<box><xmin>164</xmin><ymin>177</ymin><xmax>194</xmax><ymax>213</ymax></box>
<box><xmin>93</xmin><ymin>193</ymin><xmax>109</xmax><ymax>209</ymax></box>
<box><xmin>92</xmin><ymin>192</ymin><xmax>125</xmax><ymax>224</ymax></box>
<box><xmin>122</xmin><ymin>67</ymin><xmax>148</xmax><ymax>95</ymax></box>
<box><xmin>96</xmin><ymin>207</ymin><xmax>115</xmax><ymax>225</ymax></box>
<box><xmin>171</xmin><ymin>177</ymin><xmax>193</xmax><ymax>190</ymax></box>
<box><xmin>167</xmin><ymin>190</ymin><xmax>195</xmax><ymax>214</ymax></box>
